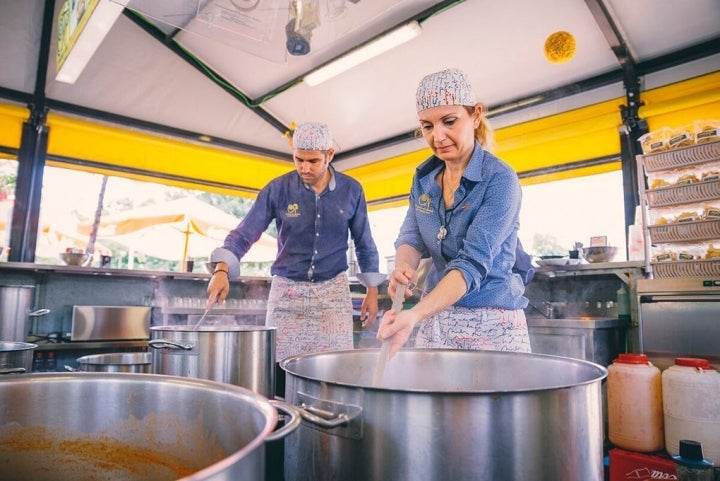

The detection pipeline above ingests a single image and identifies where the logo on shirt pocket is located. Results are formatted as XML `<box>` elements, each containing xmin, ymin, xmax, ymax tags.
<box><xmin>286</xmin><ymin>203</ymin><xmax>300</xmax><ymax>217</ymax></box>
<box><xmin>415</xmin><ymin>193</ymin><xmax>433</xmax><ymax>214</ymax></box>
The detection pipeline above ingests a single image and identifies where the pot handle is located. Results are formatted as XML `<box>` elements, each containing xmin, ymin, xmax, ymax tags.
<box><xmin>148</xmin><ymin>339</ymin><xmax>194</xmax><ymax>350</ymax></box>
<box><xmin>295</xmin><ymin>402</ymin><xmax>358</xmax><ymax>428</ymax></box>
<box><xmin>0</xmin><ymin>367</ymin><xmax>27</xmax><ymax>375</ymax></box>
<box><xmin>265</xmin><ymin>399</ymin><xmax>302</xmax><ymax>442</ymax></box>
<box><xmin>29</xmin><ymin>308</ymin><xmax>51</xmax><ymax>317</ymax></box>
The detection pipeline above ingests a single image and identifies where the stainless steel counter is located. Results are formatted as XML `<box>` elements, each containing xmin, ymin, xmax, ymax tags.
<box><xmin>0</xmin><ymin>261</ymin><xmax>271</xmax><ymax>281</ymax></box>
<box><xmin>527</xmin><ymin>316</ymin><xmax>629</xmax><ymax>367</ymax></box>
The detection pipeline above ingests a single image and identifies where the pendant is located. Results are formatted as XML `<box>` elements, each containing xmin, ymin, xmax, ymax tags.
<box><xmin>437</xmin><ymin>225</ymin><xmax>447</xmax><ymax>241</ymax></box>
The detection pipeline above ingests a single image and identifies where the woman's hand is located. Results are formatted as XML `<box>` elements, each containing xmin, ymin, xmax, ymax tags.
<box><xmin>387</xmin><ymin>266</ymin><xmax>415</xmax><ymax>302</ymax></box>
<box><xmin>377</xmin><ymin>307</ymin><xmax>421</xmax><ymax>358</ymax></box>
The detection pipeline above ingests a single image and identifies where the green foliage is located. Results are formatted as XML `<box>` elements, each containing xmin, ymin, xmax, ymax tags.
<box><xmin>0</xmin><ymin>163</ymin><xmax>17</xmax><ymax>200</ymax></box>
<box><xmin>198</xmin><ymin>191</ymin><xmax>278</xmax><ymax>237</ymax></box>
<box><xmin>531</xmin><ymin>233</ymin><xmax>567</xmax><ymax>257</ymax></box>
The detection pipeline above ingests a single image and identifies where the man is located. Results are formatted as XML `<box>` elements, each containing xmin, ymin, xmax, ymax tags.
<box><xmin>207</xmin><ymin>122</ymin><xmax>380</xmax><ymax>366</ymax></box>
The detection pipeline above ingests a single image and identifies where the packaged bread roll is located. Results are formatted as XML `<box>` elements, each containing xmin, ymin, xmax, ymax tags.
<box><xmin>668</xmin><ymin>124</ymin><xmax>694</xmax><ymax>150</ymax></box>
<box><xmin>695</xmin><ymin>119</ymin><xmax>719</xmax><ymax>145</ymax></box>
<box><xmin>702</xmin><ymin>205</ymin><xmax>720</xmax><ymax>219</ymax></box>
<box><xmin>706</xmin><ymin>244</ymin><xmax>720</xmax><ymax>259</ymax></box>
<box><xmin>639</xmin><ymin>127</ymin><xmax>670</xmax><ymax>154</ymax></box>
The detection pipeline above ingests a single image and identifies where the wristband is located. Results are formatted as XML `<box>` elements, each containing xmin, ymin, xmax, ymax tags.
<box><xmin>212</xmin><ymin>269</ymin><xmax>229</xmax><ymax>277</ymax></box>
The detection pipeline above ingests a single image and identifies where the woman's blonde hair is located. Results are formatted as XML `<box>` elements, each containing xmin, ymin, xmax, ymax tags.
<box><xmin>466</xmin><ymin>104</ymin><xmax>494</xmax><ymax>152</ymax></box>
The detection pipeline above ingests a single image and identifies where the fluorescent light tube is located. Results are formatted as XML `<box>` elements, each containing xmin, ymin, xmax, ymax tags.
<box><xmin>55</xmin><ymin>0</ymin><xmax>127</xmax><ymax>84</ymax></box>
<box><xmin>304</xmin><ymin>20</ymin><xmax>422</xmax><ymax>87</ymax></box>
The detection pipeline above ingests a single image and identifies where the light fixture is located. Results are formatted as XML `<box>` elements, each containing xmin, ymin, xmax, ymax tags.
<box><xmin>303</xmin><ymin>20</ymin><xmax>422</xmax><ymax>86</ymax></box>
<box><xmin>55</xmin><ymin>0</ymin><xmax>127</xmax><ymax>84</ymax></box>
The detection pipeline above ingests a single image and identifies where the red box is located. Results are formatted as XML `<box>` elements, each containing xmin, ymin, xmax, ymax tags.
<box><xmin>609</xmin><ymin>448</ymin><xmax>677</xmax><ymax>481</ymax></box>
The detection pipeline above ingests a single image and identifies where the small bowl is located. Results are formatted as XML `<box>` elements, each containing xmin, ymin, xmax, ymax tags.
<box><xmin>537</xmin><ymin>257</ymin><xmax>568</xmax><ymax>267</ymax></box>
<box><xmin>584</xmin><ymin>246</ymin><xmax>618</xmax><ymax>263</ymax></box>
<box><xmin>60</xmin><ymin>252</ymin><xmax>90</xmax><ymax>266</ymax></box>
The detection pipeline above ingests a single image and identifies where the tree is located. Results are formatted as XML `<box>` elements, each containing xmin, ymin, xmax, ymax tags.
<box><xmin>0</xmin><ymin>163</ymin><xmax>16</xmax><ymax>200</ymax></box>
<box><xmin>532</xmin><ymin>233</ymin><xmax>566</xmax><ymax>257</ymax></box>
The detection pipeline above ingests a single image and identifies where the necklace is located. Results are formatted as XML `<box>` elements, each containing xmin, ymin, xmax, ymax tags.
<box><xmin>437</xmin><ymin>169</ymin><xmax>465</xmax><ymax>243</ymax></box>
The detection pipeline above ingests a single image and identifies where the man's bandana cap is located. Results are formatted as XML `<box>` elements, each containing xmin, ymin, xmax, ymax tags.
<box><xmin>415</xmin><ymin>68</ymin><xmax>476</xmax><ymax>112</ymax></box>
<box><xmin>292</xmin><ymin>122</ymin><xmax>333</xmax><ymax>150</ymax></box>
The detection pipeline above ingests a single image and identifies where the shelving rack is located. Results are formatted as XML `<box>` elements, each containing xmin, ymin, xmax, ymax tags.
<box><xmin>637</xmin><ymin>141</ymin><xmax>720</xmax><ymax>278</ymax></box>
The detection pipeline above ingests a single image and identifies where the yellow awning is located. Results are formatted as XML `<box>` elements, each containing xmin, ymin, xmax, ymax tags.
<box><xmin>639</xmin><ymin>70</ymin><xmax>720</xmax><ymax>130</ymax></box>
<box><xmin>0</xmin><ymin>103</ymin><xmax>26</xmax><ymax>150</ymax></box>
<box><xmin>353</xmin><ymin>71</ymin><xmax>719</xmax><ymax>205</ymax></box>
<box><xmin>1</xmin><ymin>71</ymin><xmax>717</xmax><ymax>205</ymax></box>
<box><xmin>348</xmin><ymin>96</ymin><xmax>625</xmax><ymax>202</ymax></box>
<box><xmin>45</xmin><ymin>113</ymin><xmax>293</xmax><ymax>198</ymax></box>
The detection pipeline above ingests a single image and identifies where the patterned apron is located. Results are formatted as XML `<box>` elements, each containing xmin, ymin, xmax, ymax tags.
<box><xmin>415</xmin><ymin>306</ymin><xmax>531</xmax><ymax>352</ymax></box>
<box><xmin>265</xmin><ymin>273</ymin><xmax>354</xmax><ymax>361</ymax></box>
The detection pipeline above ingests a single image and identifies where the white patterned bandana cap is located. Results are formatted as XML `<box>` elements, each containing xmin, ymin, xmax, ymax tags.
<box><xmin>415</xmin><ymin>68</ymin><xmax>476</xmax><ymax>112</ymax></box>
<box><xmin>292</xmin><ymin>122</ymin><xmax>333</xmax><ymax>150</ymax></box>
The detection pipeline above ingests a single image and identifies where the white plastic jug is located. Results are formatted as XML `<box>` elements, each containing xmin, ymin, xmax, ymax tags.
<box><xmin>662</xmin><ymin>358</ymin><xmax>720</xmax><ymax>463</ymax></box>
<box><xmin>608</xmin><ymin>353</ymin><xmax>664</xmax><ymax>452</ymax></box>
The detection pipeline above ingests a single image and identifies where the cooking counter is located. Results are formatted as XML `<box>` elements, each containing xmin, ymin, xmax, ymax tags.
<box><xmin>526</xmin><ymin>316</ymin><xmax>629</xmax><ymax>367</ymax></box>
<box><xmin>4</xmin><ymin>260</ymin><xmax>634</xmax><ymax>369</ymax></box>
<box><xmin>527</xmin><ymin>316</ymin><xmax>628</xmax><ymax>329</ymax></box>
<box><xmin>0</xmin><ymin>262</ymin><xmax>273</xmax><ymax>370</ymax></box>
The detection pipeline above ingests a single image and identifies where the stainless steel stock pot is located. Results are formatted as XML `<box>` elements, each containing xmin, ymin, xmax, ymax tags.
<box><xmin>149</xmin><ymin>325</ymin><xmax>276</xmax><ymax>397</ymax></box>
<box><xmin>281</xmin><ymin>348</ymin><xmax>608</xmax><ymax>481</ymax></box>
<box><xmin>71</xmin><ymin>352</ymin><xmax>151</xmax><ymax>373</ymax></box>
<box><xmin>0</xmin><ymin>372</ymin><xmax>299</xmax><ymax>480</ymax></box>
<box><xmin>0</xmin><ymin>341</ymin><xmax>37</xmax><ymax>375</ymax></box>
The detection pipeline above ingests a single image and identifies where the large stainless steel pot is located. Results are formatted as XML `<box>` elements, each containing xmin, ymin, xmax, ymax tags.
<box><xmin>281</xmin><ymin>349</ymin><xmax>608</xmax><ymax>481</ymax></box>
<box><xmin>0</xmin><ymin>285</ymin><xmax>50</xmax><ymax>341</ymax></box>
<box><xmin>73</xmin><ymin>352</ymin><xmax>151</xmax><ymax>373</ymax></box>
<box><xmin>149</xmin><ymin>325</ymin><xmax>276</xmax><ymax>397</ymax></box>
<box><xmin>0</xmin><ymin>341</ymin><xmax>37</xmax><ymax>374</ymax></box>
<box><xmin>0</xmin><ymin>372</ymin><xmax>300</xmax><ymax>480</ymax></box>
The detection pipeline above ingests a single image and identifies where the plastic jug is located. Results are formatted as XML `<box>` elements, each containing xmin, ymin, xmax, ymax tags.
<box><xmin>663</xmin><ymin>358</ymin><xmax>720</xmax><ymax>463</ymax></box>
<box><xmin>607</xmin><ymin>353</ymin><xmax>664</xmax><ymax>452</ymax></box>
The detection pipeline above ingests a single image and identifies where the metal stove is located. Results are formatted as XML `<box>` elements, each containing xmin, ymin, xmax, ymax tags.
<box><xmin>637</xmin><ymin>277</ymin><xmax>720</xmax><ymax>370</ymax></box>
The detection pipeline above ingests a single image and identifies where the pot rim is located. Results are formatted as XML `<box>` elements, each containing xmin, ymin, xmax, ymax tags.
<box><xmin>76</xmin><ymin>352</ymin><xmax>151</xmax><ymax>366</ymax></box>
<box><xmin>0</xmin><ymin>341</ymin><xmax>38</xmax><ymax>352</ymax></box>
<box><xmin>0</xmin><ymin>372</ymin><xmax>279</xmax><ymax>480</ymax></box>
<box><xmin>150</xmin><ymin>325</ymin><xmax>277</xmax><ymax>333</ymax></box>
<box><xmin>280</xmin><ymin>348</ymin><xmax>608</xmax><ymax>393</ymax></box>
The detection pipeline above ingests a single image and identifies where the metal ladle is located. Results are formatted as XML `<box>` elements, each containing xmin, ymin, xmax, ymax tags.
<box><xmin>372</xmin><ymin>284</ymin><xmax>405</xmax><ymax>387</ymax></box>
<box><xmin>192</xmin><ymin>303</ymin><xmax>215</xmax><ymax>331</ymax></box>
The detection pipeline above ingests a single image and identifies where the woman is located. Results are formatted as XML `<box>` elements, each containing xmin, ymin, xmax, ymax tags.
<box><xmin>376</xmin><ymin>68</ymin><xmax>530</xmax><ymax>358</ymax></box>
